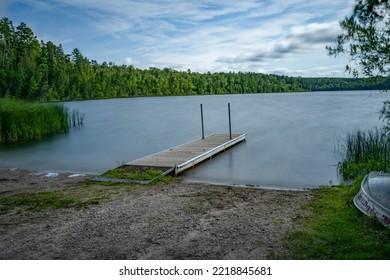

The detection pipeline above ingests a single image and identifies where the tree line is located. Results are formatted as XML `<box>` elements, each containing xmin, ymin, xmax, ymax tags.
<box><xmin>1</xmin><ymin>17</ymin><xmax>388</xmax><ymax>102</ymax></box>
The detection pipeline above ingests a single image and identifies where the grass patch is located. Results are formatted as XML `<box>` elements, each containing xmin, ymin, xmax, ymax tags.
<box><xmin>101</xmin><ymin>166</ymin><xmax>175</xmax><ymax>183</ymax></box>
<box><xmin>0</xmin><ymin>98</ymin><xmax>83</xmax><ymax>143</ymax></box>
<box><xmin>290</xmin><ymin>126</ymin><xmax>390</xmax><ymax>259</ymax></box>
<box><xmin>103</xmin><ymin>167</ymin><xmax>163</xmax><ymax>180</ymax></box>
<box><xmin>0</xmin><ymin>191</ymin><xmax>97</xmax><ymax>214</ymax></box>
<box><xmin>283</xmin><ymin>178</ymin><xmax>390</xmax><ymax>259</ymax></box>
<box><xmin>0</xmin><ymin>183</ymin><xmax>135</xmax><ymax>215</ymax></box>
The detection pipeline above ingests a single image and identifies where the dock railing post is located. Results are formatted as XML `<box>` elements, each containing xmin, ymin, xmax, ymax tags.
<box><xmin>228</xmin><ymin>103</ymin><xmax>232</xmax><ymax>139</ymax></box>
<box><xmin>200</xmin><ymin>104</ymin><xmax>205</xmax><ymax>139</ymax></box>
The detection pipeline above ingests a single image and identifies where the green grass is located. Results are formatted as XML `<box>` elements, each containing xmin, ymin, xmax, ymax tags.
<box><xmin>101</xmin><ymin>166</ymin><xmax>175</xmax><ymax>183</ymax></box>
<box><xmin>103</xmin><ymin>167</ymin><xmax>163</xmax><ymax>180</ymax></box>
<box><xmin>0</xmin><ymin>98</ymin><xmax>83</xmax><ymax>143</ymax></box>
<box><xmin>0</xmin><ymin>184</ymin><xmax>135</xmax><ymax>215</ymax></box>
<box><xmin>283</xmin><ymin>178</ymin><xmax>390</xmax><ymax>259</ymax></box>
<box><xmin>0</xmin><ymin>191</ymin><xmax>96</xmax><ymax>214</ymax></box>
<box><xmin>0</xmin><ymin>168</ymin><xmax>175</xmax><ymax>215</ymax></box>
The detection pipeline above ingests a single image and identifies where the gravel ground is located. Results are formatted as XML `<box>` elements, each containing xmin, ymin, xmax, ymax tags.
<box><xmin>0</xmin><ymin>169</ymin><xmax>314</xmax><ymax>260</ymax></box>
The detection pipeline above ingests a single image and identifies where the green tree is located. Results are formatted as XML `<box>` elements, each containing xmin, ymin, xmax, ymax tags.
<box><xmin>4</xmin><ymin>16</ymin><xmax>390</xmax><ymax>102</ymax></box>
<box><xmin>328</xmin><ymin>1</ymin><xmax>390</xmax><ymax>167</ymax></box>
<box><xmin>327</xmin><ymin>0</ymin><xmax>390</xmax><ymax>77</ymax></box>
<box><xmin>0</xmin><ymin>18</ymin><xmax>16</xmax><ymax>98</ymax></box>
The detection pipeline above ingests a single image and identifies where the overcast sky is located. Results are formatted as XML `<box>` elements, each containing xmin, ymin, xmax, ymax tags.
<box><xmin>1</xmin><ymin>0</ymin><xmax>356</xmax><ymax>77</ymax></box>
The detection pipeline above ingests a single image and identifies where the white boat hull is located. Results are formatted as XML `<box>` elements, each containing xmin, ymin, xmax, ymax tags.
<box><xmin>353</xmin><ymin>172</ymin><xmax>390</xmax><ymax>228</ymax></box>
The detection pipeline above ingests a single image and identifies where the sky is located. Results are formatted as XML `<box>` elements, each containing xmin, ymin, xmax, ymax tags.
<box><xmin>1</xmin><ymin>0</ymin><xmax>356</xmax><ymax>77</ymax></box>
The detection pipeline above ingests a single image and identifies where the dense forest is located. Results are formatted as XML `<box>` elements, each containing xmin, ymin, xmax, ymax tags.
<box><xmin>1</xmin><ymin>18</ymin><xmax>389</xmax><ymax>102</ymax></box>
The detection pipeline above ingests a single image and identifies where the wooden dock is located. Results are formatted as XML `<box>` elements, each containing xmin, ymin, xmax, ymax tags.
<box><xmin>125</xmin><ymin>133</ymin><xmax>246</xmax><ymax>175</ymax></box>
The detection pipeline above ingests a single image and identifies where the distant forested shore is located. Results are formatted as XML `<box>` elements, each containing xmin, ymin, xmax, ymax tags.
<box><xmin>1</xmin><ymin>17</ymin><xmax>389</xmax><ymax>102</ymax></box>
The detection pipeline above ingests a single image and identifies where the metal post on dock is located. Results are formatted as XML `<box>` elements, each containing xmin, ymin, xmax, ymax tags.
<box><xmin>228</xmin><ymin>103</ymin><xmax>232</xmax><ymax>139</ymax></box>
<box><xmin>200</xmin><ymin>104</ymin><xmax>205</xmax><ymax>139</ymax></box>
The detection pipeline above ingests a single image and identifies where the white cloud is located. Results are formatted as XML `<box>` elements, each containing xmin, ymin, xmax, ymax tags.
<box><xmin>91</xmin><ymin>17</ymin><xmax>133</xmax><ymax>35</ymax></box>
<box><xmin>216</xmin><ymin>21</ymin><xmax>341</xmax><ymax>64</ymax></box>
<box><xmin>123</xmin><ymin>57</ymin><xmax>133</xmax><ymax>66</ymax></box>
<box><xmin>265</xmin><ymin>65</ymin><xmax>349</xmax><ymax>77</ymax></box>
<box><xmin>0</xmin><ymin>0</ymin><xmax>13</xmax><ymax>17</ymax></box>
<box><xmin>123</xmin><ymin>56</ymin><xmax>141</xmax><ymax>67</ymax></box>
<box><xmin>7</xmin><ymin>0</ymin><xmax>357</xmax><ymax>76</ymax></box>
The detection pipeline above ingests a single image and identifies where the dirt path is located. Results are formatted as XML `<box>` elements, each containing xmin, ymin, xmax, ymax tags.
<box><xmin>0</xmin><ymin>169</ymin><xmax>314</xmax><ymax>259</ymax></box>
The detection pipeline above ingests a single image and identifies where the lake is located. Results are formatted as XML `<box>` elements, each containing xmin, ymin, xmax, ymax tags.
<box><xmin>0</xmin><ymin>91</ymin><xmax>388</xmax><ymax>189</ymax></box>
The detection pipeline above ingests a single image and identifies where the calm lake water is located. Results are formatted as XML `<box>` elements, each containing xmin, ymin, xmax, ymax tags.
<box><xmin>1</xmin><ymin>91</ymin><xmax>389</xmax><ymax>189</ymax></box>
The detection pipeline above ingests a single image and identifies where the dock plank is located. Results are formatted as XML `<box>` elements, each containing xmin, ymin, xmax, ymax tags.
<box><xmin>125</xmin><ymin>133</ymin><xmax>245</xmax><ymax>175</ymax></box>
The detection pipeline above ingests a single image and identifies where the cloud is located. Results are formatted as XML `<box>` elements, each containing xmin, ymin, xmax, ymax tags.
<box><xmin>7</xmin><ymin>0</ymin><xmax>356</xmax><ymax>76</ymax></box>
<box><xmin>0</xmin><ymin>0</ymin><xmax>14</xmax><ymax>17</ymax></box>
<box><xmin>216</xmin><ymin>21</ymin><xmax>341</xmax><ymax>64</ymax></box>
<box><xmin>49</xmin><ymin>0</ymin><xmax>260</xmax><ymax>33</ymax></box>
<box><xmin>54</xmin><ymin>0</ymin><xmax>259</xmax><ymax>20</ymax></box>
<box><xmin>287</xmin><ymin>22</ymin><xmax>341</xmax><ymax>44</ymax></box>
<box><xmin>266</xmin><ymin>65</ymin><xmax>349</xmax><ymax>77</ymax></box>
<box><xmin>123</xmin><ymin>57</ymin><xmax>133</xmax><ymax>66</ymax></box>
<box><xmin>91</xmin><ymin>17</ymin><xmax>133</xmax><ymax>34</ymax></box>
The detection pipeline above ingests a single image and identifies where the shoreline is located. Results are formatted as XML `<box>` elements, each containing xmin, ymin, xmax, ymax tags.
<box><xmin>0</xmin><ymin>168</ymin><xmax>315</xmax><ymax>259</ymax></box>
<box><xmin>0</xmin><ymin>166</ymin><xmax>317</xmax><ymax>191</ymax></box>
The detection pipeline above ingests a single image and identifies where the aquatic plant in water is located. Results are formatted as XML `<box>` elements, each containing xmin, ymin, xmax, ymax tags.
<box><xmin>69</xmin><ymin>109</ymin><xmax>85</xmax><ymax>127</ymax></box>
<box><xmin>337</xmin><ymin>128</ymin><xmax>390</xmax><ymax>180</ymax></box>
<box><xmin>0</xmin><ymin>98</ymin><xmax>83</xmax><ymax>143</ymax></box>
